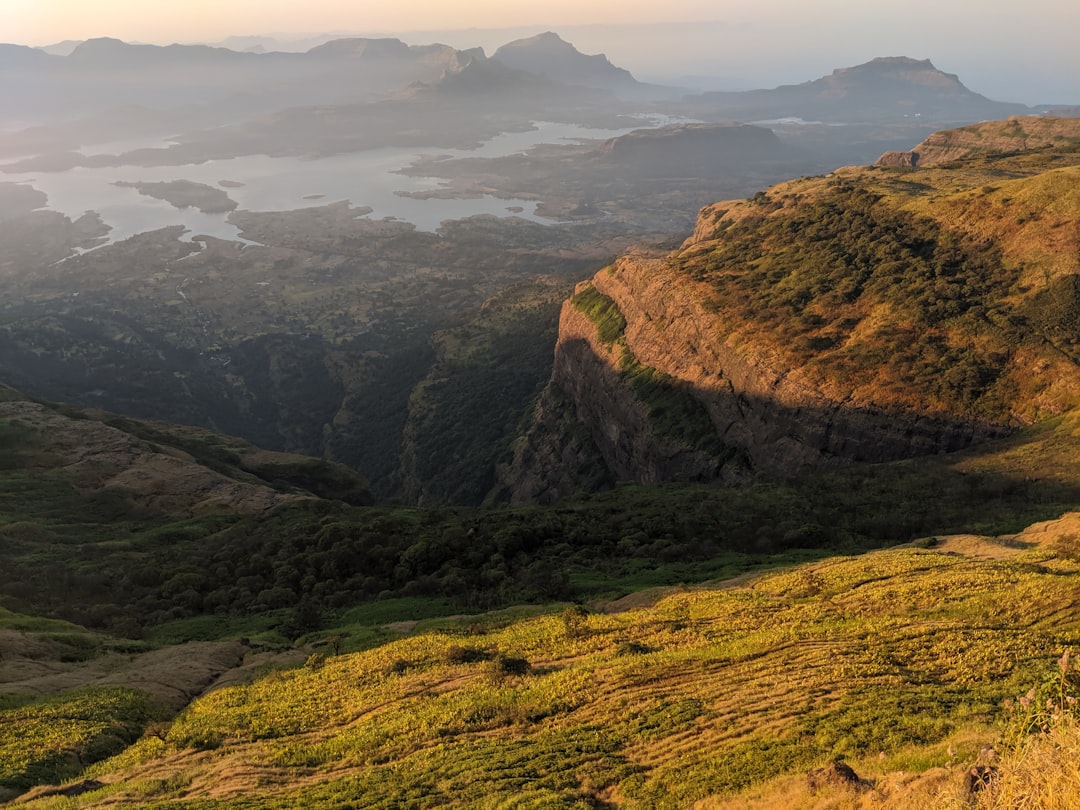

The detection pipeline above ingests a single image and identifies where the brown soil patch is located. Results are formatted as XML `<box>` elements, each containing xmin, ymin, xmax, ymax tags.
<box><xmin>0</xmin><ymin>640</ymin><xmax>246</xmax><ymax>711</ymax></box>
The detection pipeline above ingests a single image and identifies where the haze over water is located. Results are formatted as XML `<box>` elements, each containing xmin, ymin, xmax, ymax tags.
<box><xmin>5</xmin><ymin>121</ymin><xmax>670</xmax><ymax>246</ymax></box>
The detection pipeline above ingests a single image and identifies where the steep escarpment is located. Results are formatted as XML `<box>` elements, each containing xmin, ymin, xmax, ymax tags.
<box><xmin>875</xmin><ymin>115</ymin><xmax>1080</xmax><ymax>168</ymax></box>
<box><xmin>504</xmin><ymin>119</ymin><xmax>1080</xmax><ymax>499</ymax></box>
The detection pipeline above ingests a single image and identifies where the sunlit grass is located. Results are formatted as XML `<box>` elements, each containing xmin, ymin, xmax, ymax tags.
<box><xmin>18</xmin><ymin>536</ymin><xmax>1074</xmax><ymax>808</ymax></box>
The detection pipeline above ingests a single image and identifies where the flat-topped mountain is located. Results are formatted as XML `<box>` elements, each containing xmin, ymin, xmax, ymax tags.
<box><xmin>595</xmin><ymin>122</ymin><xmax>797</xmax><ymax>177</ymax></box>
<box><xmin>502</xmin><ymin>117</ymin><xmax>1080</xmax><ymax>502</ymax></box>
<box><xmin>67</xmin><ymin>36</ymin><xmax>254</xmax><ymax>65</ymax></box>
<box><xmin>306</xmin><ymin>36</ymin><xmax>413</xmax><ymax>60</ymax></box>
<box><xmin>677</xmin><ymin>56</ymin><xmax>1031</xmax><ymax>123</ymax></box>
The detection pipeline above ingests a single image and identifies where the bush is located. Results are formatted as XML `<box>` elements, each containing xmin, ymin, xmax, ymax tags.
<box><xmin>485</xmin><ymin>654</ymin><xmax>531</xmax><ymax>683</ymax></box>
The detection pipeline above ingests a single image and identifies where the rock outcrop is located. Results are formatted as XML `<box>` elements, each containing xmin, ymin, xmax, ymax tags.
<box><xmin>874</xmin><ymin>115</ymin><xmax>1080</xmax><ymax>167</ymax></box>
<box><xmin>541</xmin><ymin>257</ymin><xmax>1000</xmax><ymax>484</ymax></box>
<box><xmin>502</xmin><ymin>119</ymin><xmax>1080</xmax><ymax>502</ymax></box>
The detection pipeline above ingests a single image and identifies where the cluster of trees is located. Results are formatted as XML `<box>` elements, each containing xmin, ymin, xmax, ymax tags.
<box><xmin>5</xmin><ymin>442</ymin><xmax>1077</xmax><ymax>640</ymax></box>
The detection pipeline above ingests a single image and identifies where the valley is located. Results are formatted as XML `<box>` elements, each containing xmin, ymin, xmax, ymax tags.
<box><xmin>1</xmin><ymin>25</ymin><xmax>1079</xmax><ymax>808</ymax></box>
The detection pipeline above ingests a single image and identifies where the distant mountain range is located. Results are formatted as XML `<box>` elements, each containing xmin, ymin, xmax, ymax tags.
<box><xmin>0</xmin><ymin>35</ymin><xmax>480</xmax><ymax>123</ymax></box>
<box><xmin>3</xmin><ymin>33</ymin><xmax>1049</xmax><ymax>133</ymax></box>
<box><xmin>676</xmin><ymin>56</ymin><xmax>1032</xmax><ymax>123</ymax></box>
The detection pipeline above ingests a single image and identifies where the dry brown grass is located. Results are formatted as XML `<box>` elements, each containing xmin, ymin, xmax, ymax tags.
<box><xmin>971</xmin><ymin>715</ymin><xmax>1080</xmax><ymax>810</ymax></box>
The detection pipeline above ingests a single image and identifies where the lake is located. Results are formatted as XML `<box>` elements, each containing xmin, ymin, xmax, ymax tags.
<box><xmin>3</xmin><ymin>119</ymin><xmax>678</xmax><ymax>249</ymax></box>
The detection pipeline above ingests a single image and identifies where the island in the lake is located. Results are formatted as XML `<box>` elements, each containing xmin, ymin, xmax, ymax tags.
<box><xmin>113</xmin><ymin>179</ymin><xmax>238</xmax><ymax>213</ymax></box>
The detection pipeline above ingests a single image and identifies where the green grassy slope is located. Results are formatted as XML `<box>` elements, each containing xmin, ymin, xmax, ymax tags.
<box><xmin>11</xmin><ymin>524</ymin><xmax>1076</xmax><ymax>808</ymax></box>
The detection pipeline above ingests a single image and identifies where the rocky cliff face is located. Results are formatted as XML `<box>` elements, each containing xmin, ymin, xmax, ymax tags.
<box><xmin>502</xmin><ymin>120</ymin><xmax>1080</xmax><ymax>501</ymax></box>
<box><xmin>875</xmin><ymin>115</ymin><xmax>1080</xmax><ymax>168</ymax></box>
<box><xmin>550</xmin><ymin>259</ymin><xmax>999</xmax><ymax>482</ymax></box>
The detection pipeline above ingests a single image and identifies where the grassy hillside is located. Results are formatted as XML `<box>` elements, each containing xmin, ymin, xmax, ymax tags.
<box><xmin>679</xmin><ymin>119</ymin><xmax>1080</xmax><ymax>426</ymax></box>
<box><xmin>7</xmin><ymin>521</ymin><xmax>1077</xmax><ymax>807</ymax></box>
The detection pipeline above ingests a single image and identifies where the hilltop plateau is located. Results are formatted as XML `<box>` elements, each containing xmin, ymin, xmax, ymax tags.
<box><xmin>501</xmin><ymin>116</ymin><xmax>1080</xmax><ymax>500</ymax></box>
<box><xmin>876</xmin><ymin>115</ymin><xmax>1080</xmax><ymax>168</ymax></box>
<box><xmin>672</xmin><ymin>56</ymin><xmax>1032</xmax><ymax>124</ymax></box>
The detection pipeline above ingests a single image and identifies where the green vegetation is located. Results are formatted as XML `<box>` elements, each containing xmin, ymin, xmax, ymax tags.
<box><xmin>14</xmin><ymin>536</ymin><xmax>1078</xmax><ymax>807</ymax></box>
<box><xmin>0</xmin><ymin>688</ymin><xmax>157</xmax><ymax>793</ymax></box>
<box><xmin>571</xmin><ymin>282</ymin><xmax>626</xmax><ymax>345</ymax></box>
<box><xmin>399</xmin><ymin>280</ymin><xmax>571</xmax><ymax>506</ymax></box>
<box><xmin>4</xmin><ymin>396</ymin><xmax>1080</xmax><ymax>643</ymax></box>
<box><xmin>4</xmin><ymin>121</ymin><xmax>1080</xmax><ymax>805</ymax></box>
<box><xmin>573</xmin><ymin>281</ymin><xmax>733</xmax><ymax>457</ymax></box>
<box><xmin>0</xmin><ymin>198</ymin><xmax>605</xmax><ymax>504</ymax></box>
<box><xmin>619</xmin><ymin>350</ymin><xmax>732</xmax><ymax>457</ymax></box>
<box><xmin>683</xmin><ymin>182</ymin><xmax>1018</xmax><ymax>417</ymax></box>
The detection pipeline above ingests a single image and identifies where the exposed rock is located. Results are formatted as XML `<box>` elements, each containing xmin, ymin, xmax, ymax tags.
<box><xmin>874</xmin><ymin>150</ymin><xmax>919</xmax><ymax>167</ymax></box>
<box><xmin>807</xmin><ymin>759</ymin><xmax>868</xmax><ymax>793</ymax></box>
<box><xmin>494</xmin><ymin>382</ymin><xmax>614</xmax><ymax>505</ymax></box>
<box><xmin>548</xmin><ymin>287</ymin><xmax>731</xmax><ymax>481</ymax></box>
<box><xmin>876</xmin><ymin>115</ymin><xmax>1080</xmax><ymax>167</ymax></box>
<box><xmin>523</xmin><ymin>255</ymin><xmax>1003</xmax><ymax>490</ymax></box>
<box><xmin>503</xmin><ymin>122</ymin><xmax>1080</xmax><ymax>500</ymax></box>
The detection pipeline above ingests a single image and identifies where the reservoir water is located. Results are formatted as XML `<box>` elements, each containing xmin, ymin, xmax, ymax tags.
<box><xmin>3</xmin><ymin>119</ymin><xmax>675</xmax><ymax>249</ymax></box>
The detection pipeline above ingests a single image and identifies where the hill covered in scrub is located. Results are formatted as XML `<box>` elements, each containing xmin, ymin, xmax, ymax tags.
<box><xmin>501</xmin><ymin>116</ymin><xmax>1080</xmax><ymax>501</ymax></box>
<box><xmin>875</xmin><ymin>115</ymin><xmax>1080</xmax><ymax>168</ymax></box>
<box><xmin>5</xmin><ymin>518</ymin><xmax>1079</xmax><ymax>808</ymax></box>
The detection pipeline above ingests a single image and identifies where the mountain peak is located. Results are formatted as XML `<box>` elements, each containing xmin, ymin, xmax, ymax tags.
<box><xmin>492</xmin><ymin>31</ymin><xmax>641</xmax><ymax>98</ymax></box>
<box><xmin>827</xmin><ymin>56</ymin><xmax>964</xmax><ymax>89</ymax></box>
<box><xmin>307</xmin><ymin>37</ymin><xmax>410</xmax><ymax>59</ymax></box>
<box><xmin>512</xmin><ymin>31</ymin><xmax>573</xmax><ymax>48</ymax></box>
<box><xmin>684</xmin><ymin>55</ymin><xmax>1033</xmax><ymax>122</ymax></box>
<box><xmin>70</xmin><ymin>36</ymin><xmax>130</xmax><ymax>56</ymax></box>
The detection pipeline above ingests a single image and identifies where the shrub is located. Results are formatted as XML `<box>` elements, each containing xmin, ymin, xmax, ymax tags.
<box><xmin>485</xmin><ymin>654</ymin><xmax>531</xmax><ymax>684</ymax></box>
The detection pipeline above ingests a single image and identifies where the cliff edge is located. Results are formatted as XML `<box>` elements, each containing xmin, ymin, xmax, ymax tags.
<box><xmin>502</xmin><ymin>118</ymin><xmax>1080</xmax><ymax>501</ymax></box>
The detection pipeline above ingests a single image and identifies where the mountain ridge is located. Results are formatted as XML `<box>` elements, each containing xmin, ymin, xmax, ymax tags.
<box><xmin>503</xmin><ymin>117</ymin><xmax>1080</xmax><ymax>500</ymax></box>
<box><xmin>676</xmin><ymin>55</ymin><xmax>1032</xmax><ymax>123</ymax></box>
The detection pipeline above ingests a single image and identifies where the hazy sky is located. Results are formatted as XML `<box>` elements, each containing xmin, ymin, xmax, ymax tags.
<box><xmin>3</xmin><ymin>0</ymin><xmax>1078</xmax><ymax>103</ymax></box>
<box><xmin>5</xmin><ymin>0</ymin><xmax>733</xmax><ymax>40</ymax></box>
